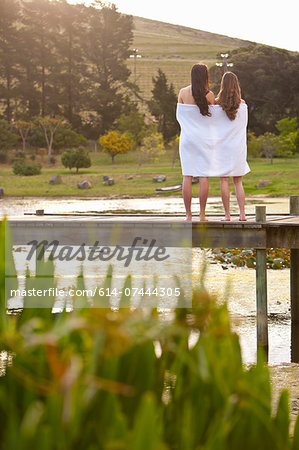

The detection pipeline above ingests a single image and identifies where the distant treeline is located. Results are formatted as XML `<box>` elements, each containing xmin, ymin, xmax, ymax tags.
<box><xmin>210</xmin><ymin>45</ymin><xmax>299</xmax><ymax>134</ymax></box>
<box><xmin>0</xmin><ymin>0</ymin><xmax>134</xmax><ymax>138</ymax></box>
<box><xmin>1</xmin><ymin>0</ymin><xmax>298</xmax><ymax>141</ymax></box>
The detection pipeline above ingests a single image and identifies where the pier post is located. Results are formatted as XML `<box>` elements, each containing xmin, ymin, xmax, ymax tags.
<box><xmin>290</xmin><ymin>196</ymin><xmax>299</xmax><ymax>324</ymax></box>
<box><xmin>255</xmin><ymin>206</ymin><xmax>268</xmax><ymax>353</ymax></box>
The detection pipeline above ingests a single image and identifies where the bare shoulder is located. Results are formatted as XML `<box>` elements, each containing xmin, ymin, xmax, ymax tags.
<box><xmin>178</xmin><ymin>88</ymin><xmax>184</xmax><ymax>103</ymax></box>
<box><xmin>178</xmin><ymin>85</ymin><xmax>191</xmax><ymax>103</ymax></box>
<box><xmin>206</xmin><ymin>90</ymin><xmax>215</xmax><ymax>105</ymax></box>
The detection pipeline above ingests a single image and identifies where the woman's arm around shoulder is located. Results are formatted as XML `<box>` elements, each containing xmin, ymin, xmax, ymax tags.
<box><xmin>206</xmin><ymin>91</ymin><xmax>215</xmax><ymax>105</ymax></box>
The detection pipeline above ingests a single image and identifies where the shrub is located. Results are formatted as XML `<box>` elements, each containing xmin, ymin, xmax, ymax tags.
<box><xmin>61</xmin><ymin>146</ymin><xmax>91</xmax><ymax>173</ymax></box>
<box><xmin>0</xmin><ymin>119</ymin><xmax>19</xmax><ymax>150</ymax></box>
<box><xmin>0</xmin><ymin>151</ymin><xmax>7</xmax><ymax>164</ymax></box>
<box><xmin>14</xmin><ymin>150</ymin><xmax>25</xmax><ymax>160</ymax></box>
<box><xmin>13</xmin><ymin>160</ymin><xmax>42</xmax><ymax>176</ymax></box>
<box><xmin>138</xmin><ymin>132</ymin><xmax>165</xmax><ymax>170</ymax></box>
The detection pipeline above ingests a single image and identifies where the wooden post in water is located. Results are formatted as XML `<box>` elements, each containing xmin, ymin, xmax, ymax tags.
<box><xmin>255</xmin><ymin>206</ymin><xmax>268</xmax><ymax>354</ymax></box>
<box><xmin>290</xmin><ymin>195</ymin><xmax>299</xmax><ymax>324</ymax></box>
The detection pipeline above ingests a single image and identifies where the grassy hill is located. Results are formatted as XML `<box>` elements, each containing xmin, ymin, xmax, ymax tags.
<box><xmin>126</xmin><ymin>16</ymin><xmax>252</xmax><ymax>105</ymax></box>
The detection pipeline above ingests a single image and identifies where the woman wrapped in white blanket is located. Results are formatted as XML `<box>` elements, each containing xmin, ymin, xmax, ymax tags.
<box><xmin>177</xmin><ymin>66</ymin><xmax>250</xmax><ymax>221</ymax></box>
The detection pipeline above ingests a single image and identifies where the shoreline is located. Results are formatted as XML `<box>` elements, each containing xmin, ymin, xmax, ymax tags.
<box><xmin>0</xmin><ymin>193</ymin><xmax>289</xmax><ymax>200</ymax></box>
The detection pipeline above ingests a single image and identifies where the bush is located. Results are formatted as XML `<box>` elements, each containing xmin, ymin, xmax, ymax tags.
<box><xmin>0</xmin><ymin>119</ymin><xmax>19</xmax><ymax>150</ymax></box>
<box><xmin>13</xmin><ymin>160</ymin><xmax>42</xmax><ymax>176</ymax></box>
<box><xmin>14</xmin><ymin>150</ymin><xmax>25</xmax><ymax>160</ymax></box>
<box><xmin>61</xmin><ymin>147</ymin><xmax>91</xmax><ymax>173</ymax></box>
<box><xmin>0</xmin><ymin>151</ymin><xmax>7</xmax><ymax>164</ymax></box>
<box><xmin>247</xmin><ymin>131</ymin><xmax>261</xmax><ymax>158</ymax></box>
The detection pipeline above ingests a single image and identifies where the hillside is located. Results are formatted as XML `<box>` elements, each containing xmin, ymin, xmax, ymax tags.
<box><xmin>127</xmin><ymin>16</ymin><xmax>252</xmax><ymax>104</ymax></box>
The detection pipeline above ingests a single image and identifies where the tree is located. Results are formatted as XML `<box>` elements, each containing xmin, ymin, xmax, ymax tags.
<box><xmin>52</xmin><ymin>0</ymin><xmax>86</xmax><ymax>127</ymax></box>
<box><xmin>37</xmin><ymin>116</ymin><xmax>63</xmax><ymax>162</ymax></box>
<box><xmin>20</xmin><ymin>0</ymin><xmax>58</xmax><ymax>117</ymax></box>
<box><xmin>52</xmin><ymin>124</ymin><xmax>87</xmax><ymax>151</ymax></box>
<box><xmin>0</xmin><ymin>0</ymin><xmax>20</xmax><ymax>122</ymax></box>
<box><xmin>138</xmin><ymin>132</ymin><xmax>165</xmax><ymax>170</ymax></box>
<box><xmin>82</xmin><ymin>2</ymin><xmax>133</xmax><ymax>136</ymax></box>
<box><xmin>274</xmin><ymin>117</ymin><xmax>298</xmax><ymax>155</ymax></box>
<box><xmin>257</xmin><ymin>132</ymin><xmax>292</xmax><ymax>164</ymax></box>
<box><xmin>116</xmin><ymin>108</ymin><xmax>147</xmax><ymax>148</ymax></box>
<box><xmin>0</xmin><ymin>119</ymin><xmax>19</xmax><ymax>150</ymax></box>
<box><xmin>169</xmin><ymin>135</ymin><xmax>180</xmax><ymax>168</ymax></box>
<box><xmin>13</xmin><ymin>120</ymin><xmax>34</xmax><ymax>153</ymax></box>
<box><xmin>276</xmin><ymin>117</ymin><xmax>298</xmax><ymax>136</ymax></box>
<box><xmin>226</xmin><ymin>45</ymin><xmax>299</xmax><ymax>134</ymax></box>
<box><xmin>148</xmin><ymin>69</ymin><xmax>179</xmax><ymax>143</ymax></box>
<box><xmin>99</xmin><ymin>131</ymin><xmax>134</xmax><ymax>164</ymax></box>
<box><xmin>247</xmin><ymin>131</ymin><xmax>262</xmax><ymax>158</ymax></box>
<box><xmin>61</xmin><ymin>147</ymin><xmax>91</xmax><ymax>173</ymax></box>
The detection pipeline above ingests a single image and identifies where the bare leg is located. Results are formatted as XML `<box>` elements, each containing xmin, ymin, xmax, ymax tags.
<box><xmin>182</xmin><ymin>176</ymin><xmax>193</xmax><ymax>221</ymax></box>
<box><xmin>233</xmin><ymin>176</ymin><xmax>246</xmax><ymax>221</ymax></box>
<box><xmin>199</xmin><ymin>177</ymin><xmax>209</xmax><ymax>221</ymax></box>
<box><xmin>220</xmin><ymin>177</ymin><xmax>230</xmax><ymax>221</ymax></box>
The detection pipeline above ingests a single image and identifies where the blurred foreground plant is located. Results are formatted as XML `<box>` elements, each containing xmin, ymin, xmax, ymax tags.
<box><xmin>0</xmin><ymin>220</ymin><xmax>298</xmax><ymax>450</ymax></box>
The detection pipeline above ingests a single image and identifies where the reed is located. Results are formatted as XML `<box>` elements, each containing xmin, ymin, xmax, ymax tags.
<box><xmin>0</xmin><ymin>219</ymin><xmax>298</xmax><ymax>449</ymax></box>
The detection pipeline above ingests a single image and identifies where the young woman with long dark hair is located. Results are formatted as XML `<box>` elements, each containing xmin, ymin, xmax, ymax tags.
<box><xmin>215</xmin><ymin>72</ymin><xmax>247</xmax><ymax>221</ymax></box>
<box><xmin>178</xmin><ymin>63</ymin><xmax>215</xmax><ymax>221</ymax></box>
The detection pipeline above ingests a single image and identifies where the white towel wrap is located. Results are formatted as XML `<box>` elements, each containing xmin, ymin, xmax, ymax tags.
<box><xmin>176</xmin><ymin>102</ymin><xmax>250</xmax><ymax>177</ymax></box>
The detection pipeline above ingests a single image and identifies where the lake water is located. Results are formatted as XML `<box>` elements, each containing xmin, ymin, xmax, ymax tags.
<box><xmin>0</xmin><ymin>194</ymin><xmax>290</xmax><ymax>217</ymax></box>
<box><xmin>1</xmin><ymin>195</ymin><xmax>298</xmax><ymax>428</ymax></box>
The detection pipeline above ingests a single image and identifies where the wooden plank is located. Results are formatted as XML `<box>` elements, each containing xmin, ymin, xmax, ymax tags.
<box><xmin>266</xmin><ymin>226</ymin><xmax>299</xmax><ymax>248</ymax></box>
<box><xmin>192</xmin><ymin>226</ymin><xmax>266</xmax><ymax>248</ymax></box>
<box><xmin>6</xmin><ymin>217</ymin><xmax>299</xmax><ymax>248</ymax></box>
<box><xmin>7</xmin><ymin>220</ymin><xmax>192</xmax><ymax>247</ymax></box>
<box><xmin>291</xmin><ymin>249</ymin><xmax>299</xmax><ymax>324</ymax></box>
<box><xmin>256</xmin><ymin>248</ymin><xmax>268</xmax><ymax>354</ymax></box>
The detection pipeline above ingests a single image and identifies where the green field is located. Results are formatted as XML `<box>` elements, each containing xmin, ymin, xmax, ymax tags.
<box><xmin>127</xmin><ymin>17</ymin><xmax>252</xmax><ymax>104</ymax></box>
<box><xmin>0</xmin><ymin>152</ymin><xmax>298</xmax><ymax>197</ymax></box>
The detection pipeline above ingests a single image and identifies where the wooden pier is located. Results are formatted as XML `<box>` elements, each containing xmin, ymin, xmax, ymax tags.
<box><xmin>4</xmin><ymin>195</ymin><xmax>299</xmax><ymax>358</ymax></box>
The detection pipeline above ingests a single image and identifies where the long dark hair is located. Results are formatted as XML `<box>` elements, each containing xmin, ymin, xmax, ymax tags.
<box><xmin>217</xmin><ymin>72</ymin><xmax>241</xmax><ymax>120</ymax></box>
<box><xmin>191</xmin><ymin>63</ymin><xmax>210</xmax><ymax>116</ymax></box>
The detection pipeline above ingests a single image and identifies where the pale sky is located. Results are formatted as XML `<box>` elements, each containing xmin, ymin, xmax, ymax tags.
<box><xmin>67</xmin><ymin>0</ymin><xmax>299</xmax><ymax>52</ymax></box>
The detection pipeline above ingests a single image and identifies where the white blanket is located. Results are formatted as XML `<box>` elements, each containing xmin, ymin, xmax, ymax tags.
<box><xmin>176</xmin><ymin>103</ymin><xmax>250</xmax><ymax>177</ymax></box>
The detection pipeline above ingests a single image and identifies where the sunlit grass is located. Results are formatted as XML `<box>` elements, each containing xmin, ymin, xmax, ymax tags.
<box><xmin>0</xmin><ymin>153</ymin><xmax>298</xmax><ymax>197</ymax></box>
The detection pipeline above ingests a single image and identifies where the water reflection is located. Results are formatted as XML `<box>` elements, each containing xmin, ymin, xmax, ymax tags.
<box><xmin>192</xmin><ymin>248</ymin><xmax>291</xmax><ymax>365</ymax></box>
<box><xmin>0</xmin><ymin>195</ymin><xmax>291</xmax><ymax>217</ymax></box>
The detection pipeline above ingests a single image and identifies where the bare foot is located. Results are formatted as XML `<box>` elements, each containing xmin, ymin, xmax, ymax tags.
<box><xmin>221</xmin><ymin>216</ymin><xmax>231</xmax><ymax>222</ymax></box>
<box><xmin>239</xmin><ymin>216</ymin><xmax>247</xmax><ymax>221</ymax></box>
<box><xmin>200</xmin><ymin>215</ymin><xmax>208</xmax><ymax>222</ymax></box>
<box><xmin>184</xmin><ymin>214</ymin><xmax>192</xmax><ymax>221</ymax></box>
